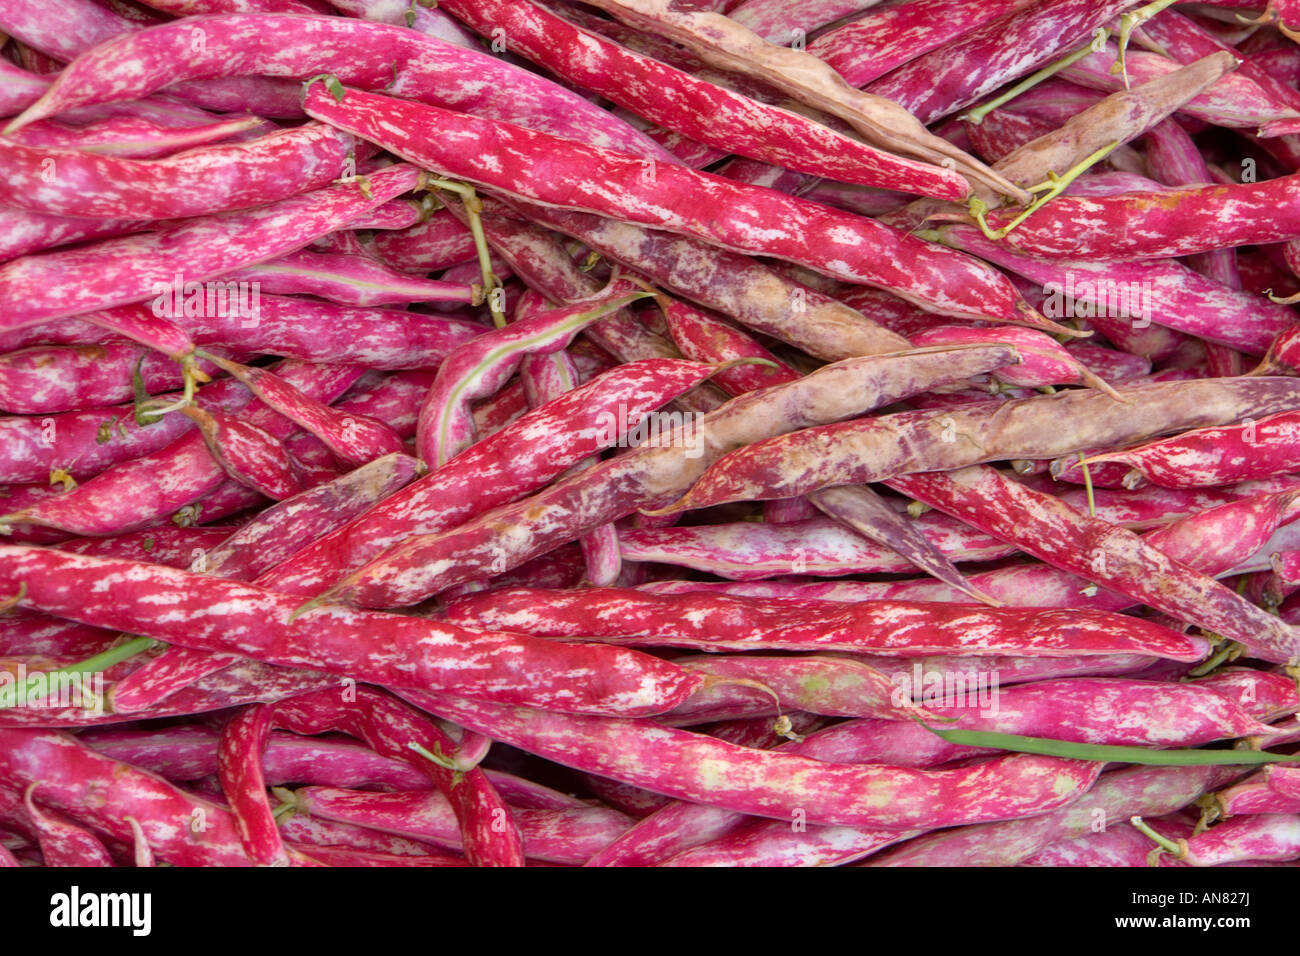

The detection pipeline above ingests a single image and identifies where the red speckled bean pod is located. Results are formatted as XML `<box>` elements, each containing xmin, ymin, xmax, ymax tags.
<box><xmin>439</xmin><ymin>586</ymin><xmax>1208</xmax><ymax>659</ymax></box>
<box><xmin>1213</xmin><ymin>771</ymin><xmax>1300</xmax><ymax>819</ymax></box>
<box><xmin>22</xmin><ymin>784</ymin><xmax>115</xmax><ymax>866</ymax></box>
<box><xmin>0</xmin><ymin>375</ymin><xmax>256</xmax><ymax>485</ymax></box>
<box><xmin>82</xmin><ymin>725</ymin><xmax>427</xmax><ymax>791</ymax></box>
<box><xmin>180</xmin><ymin>405</ymin><xmax>308</xmax><ymax>501</ymax></box>
<box><xmin>246</xmin><ymin>687</ymin><xmax>525</xmax><ymax>867</ymax></box>
<box><xmin>0</xmin><ymin>163</ymin><xmax>421</xmax><ymax>330</ymax></box>
<box><xmin>0</xmin><ymin>728</ymin><xmax>265</xmax><ymax>865</ymax></box>
<box><xmin>793</xmin><ymin>677</ymin><xmax>1276</xmax><ymax>766</ymax></box>
<box><xmin>668</xmin><ymin>655</ymin><xmax>924</xmax><ymax>726</ymax></box>
<box><xmin>1062</xmin><ymin>43</ymin><xmax>1300</xmax><ymax>134</ymax></box>
<box><xmin>206</xmin><ymin>451</ymin><xmax>421</xmax><ymax>583</ymax></box>
<box><xmin>204</xmin><ymin>355</ymin><xmax>404</xmax><ymax>468</ymax></box>
<box><xmin>429</xmin><ymin>0</ymin><xmax>988</xmax><ymax>197</ymax></box>
<box><xmin>288</xmin><ymin>786</ymin><xmax>633</xmax><ymax>865</ymax></box>
<box><xmin>1</xmin><ymin>362</ymin><xmax>362</xmax><ymax>535</ymax></box>
<box><xmin>278</xmin><ymin>814</ymin><xmax>449</xmax><ymax>861</ymax></box>
<box><xmin>504</xmin><ymin>198</ymin><xmax>911</xmax><ymax>361</ymax></box>
<box><xmin>0</xmin><ymin>0</ymin><xmax>146</xmax><ymax>62</ymax></box>
<box><xmin>658</xmin><ymin>816</ymin><xmax>917</xmax><ymax>867</ymax></box>
<box><xmin>0</xmin><ymin>344</ymin><xmax>233</xmax><ymax>415</ymax></box>
<box><xmin>985</xmin><ymin>173</ymin><xmax>1300</xmax><ymax>260</ymax></box>
<box><xmin>870</xmin><ymin>765</ymin><xmax>1239</xmax><ymax>867</ymax></box>
<box><xmin>0</xmin><ymin>206</ymin><xmax>149</xmax><ymax>264</ymax></box>
<box><xmin>0</xmin><ymin>123</ymin><xmax>353</xmax><ymax>220</ymax></box>
<box><xmin>909</xmin><ymin>325</ymin><xmax>1117</xmax><ymax>393</ymax></box>
<box><xmin>936</xmin><ymin>226</ymin><xmax>1295</xmax><ymax>356</ymax></box>
<box><xmin>1021</xmin><ymin>818</ymin><xmax>1197</xmax><ymax>867</ymax></box>
<box><xmin>177</xmin><ymin>294</ymin><xmax>482</xmax><ymax>370</ymax></box>
<box><xmin>807</xmin><ymin>0</ymin><xmax>1035</xmax><ymax>87</ymax></box>
<box><xmin>405</xmin><ymin>691</ymin><xmax>1102</xmax><ymax>830</ymax></box>
<box><xmin>617</xmin><ymin>513</ymin><xmax>1016</xmax><ymax>579</ymax></box>
<box><xmin>304</xmin><ymin>84</ymin><xmax>1041</xmax><ymax>325</ymax></box>
<box><xmin>0</xmin><ymin>546</ymin><xmax>705</xmax><ymax>717</ymax></box>
<box><xmin>6</xmin><ymin>113</ymin><xmax>265</xmax><ymax>159</ymax></box>
<box><xmin>1079</xmin><ymin>410</ymin><xmax>1300</xmax><ymax>488</ymax></box>
<box><xmin>110</xmin><ymin>452</ymin><xmax>423</xmax><ymax>712</ymax></box>
<box><xmin>371</xmin><ymin>211</ymin><xmax>475</xmax><ymax>274</ymax></box>
<box><xmin>1157</xmin><ymin>814</ymin><xmax>1300</xmax><ymax>866</ymax></box>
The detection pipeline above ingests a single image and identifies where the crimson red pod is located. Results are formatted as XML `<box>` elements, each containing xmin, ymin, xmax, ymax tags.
<box><xmin>0</xmin><ymin>545</ymin><xmax>705</xmax><ymax>718</ymax></box>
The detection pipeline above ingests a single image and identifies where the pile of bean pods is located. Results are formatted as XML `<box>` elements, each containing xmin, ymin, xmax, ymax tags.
<box><xmin>5</xmin><ymin>0</ymin><xmax>1300</xmax><ymax>869</ymax></box>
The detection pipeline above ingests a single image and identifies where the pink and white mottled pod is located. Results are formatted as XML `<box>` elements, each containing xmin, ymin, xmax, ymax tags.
<box><xmin>291</xmin><ymin>786</ymin><xmax>633</xmax><ymax>865</ymax></box>
<box><xmin>22</xmin><ymin>784</ymin><xmax>115</xmax><ymax>866</ymax></box>
<box><xmin>1062</xmin><ymin>43</ymin><xmax>1300</xmax><ymax>134</ymax></box>
<box><xmin>617</xmin><ymin>513</ymin><xmax>1016</xmax><ymax>579</ymax></box>
<box><xmin>1019</xmin><ymin>819</ymin><xmax>1193</xmax><ymax>867</ymax></box>
<box><xmin>371</xmin><ymin>211</ymin><xmax>476</xmax><ymax>274</ymax></box>
<box><xmin>439</xmin><ymin>586</ymin><xmax>1208</xmax><ymax>660</ymax></box>
<box><xmin>940</xmin><ymin>225</ymin><xmax>1296</xmax><ymax>356</ymax></box>
<box><xmin>865</xmin><ymin>0</ymin><xmax>1139</xmax><ymax>124</ymax></box>
<box><xmin>889</xmin><ymin>467</ymin><xmax>1300</xmax><ymax>663</ymax></box>
<box><xmin>5</xmin><ymin>113</ymin><xmax>266</xmax><ymax>159</ymax></box>
<box><xmin>1214</xmin><ymin>772</ymin><xmax>1300</xmax><ymax>819</ymax></box>
<box><xmin>204</xmin><ymin>356</ymin><xmax>405</xmax><ymax>468</ymax></box>
<box><xmin>408</xmin><ymin>690</ymin><xmax>1102</xmax><ymax>830</ymax></box>
<box><xmin>431</xmin><ymin>0</ymin><xmax>989</xmax><ymax>197</ymax></box>
<box><xmin>0</xmin><ymin>728</ymin><xmax>263</xmax><ymax>866</ymax></box>
<box><xmin>1</xmin><ymin>362</ymin><xmax>362</xmax><ymax>536</ymax></box>
<box><xmin>221</xmin><ymin>687</ymin><xmax>525</xmax><ymax>867</ymax></box>
<box><xmin>1160</xmin><ymin>814</ymin><xmax>1300</xmax><ymax>866</ymax></box>
<box><xmin>661</xmin><ymin>379</ymin><xmax>1300</xmax><ymax>512</ymax></box>
<box><xmin>1079</xmin><ymin>410</ymin><xmax>1300</xmax><ymax>488</ymax></box>
<box><xmin>181</xmin><ymin>405</ymin><xmax>308</xmax><ymax>502</ymax></box>
<box><xmin>0</xmin><ymin>206</ymin><xmax>149</xmax><ymax>264</ymax></box>
<box><xmin>0</xmin><ymin>123</ymin><xmax>353</xmax><ymax>220</ymax></box>
<box><xmin>987</xmin><ymin>174</ymin><xmax>1300</xmax><ymax>260</ymax></box>
<box><xmin>909</xmin><ymin>325</ymin><xmax>1118</xmax><ymax>393</ymax></box>
<box><xmin>504</xmin><ymin>196</ymin><xmax>913</xmax><ymax>362</ymax></box>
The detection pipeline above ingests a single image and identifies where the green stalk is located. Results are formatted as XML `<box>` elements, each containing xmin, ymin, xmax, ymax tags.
<box><xmin>424</xmin><ymin>178</ymin><xmax>506</xmax><ymax>328</ymax></box>
<box><xmin>966</xmin><ymin>28</ymin><xmax>1109</xmax><ymax>124</ymax></box>
<box><xmin>1113</xmin><ymin>0</ymin><xmax>1180</xmax><ymax>89</ymax></box>
<box><xmin>971</xmin><ymin>140</ymin><xmax>1120</xmax><ymax>240</ymax></box>
<box><xmin>0</xmin><ymin>636</ymin><xmax>157</xmax><ymax>710</ymax></box>
<box><xmin>919</xmin><ymin>721</ymin><xmax>1300</xmax><ymax>766</ymax></box>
